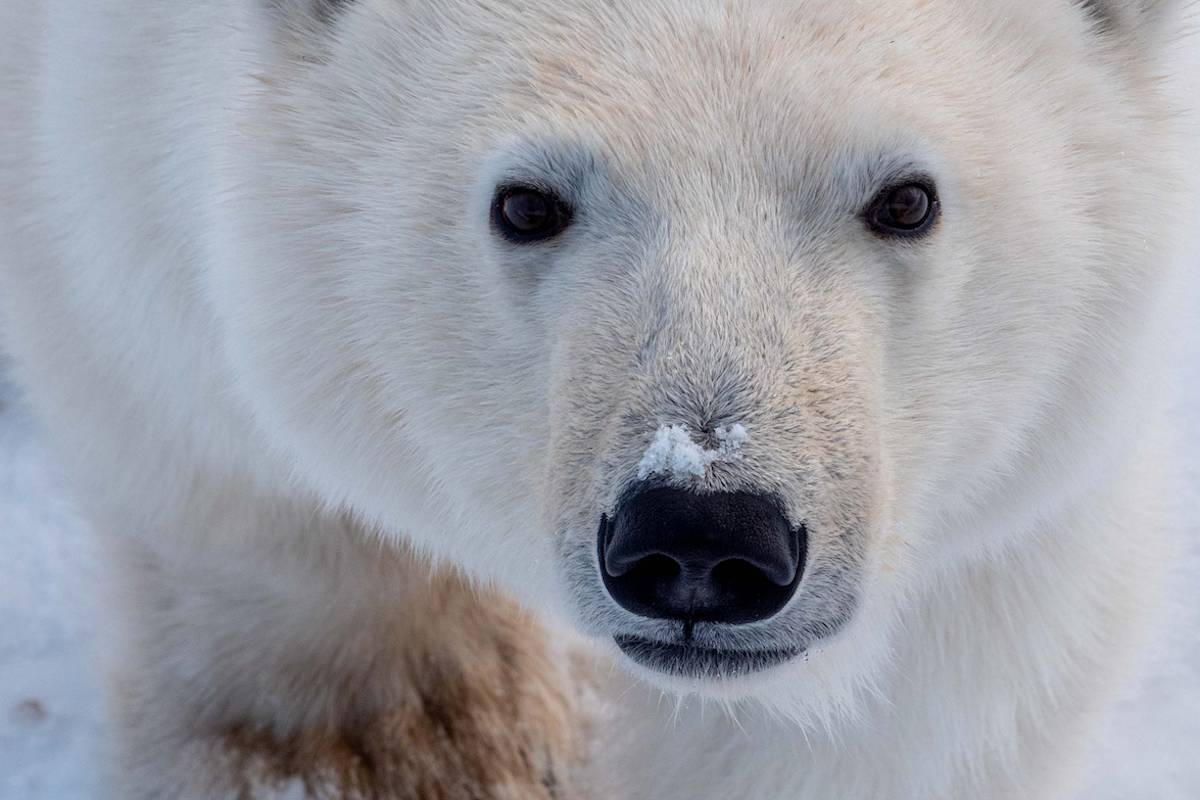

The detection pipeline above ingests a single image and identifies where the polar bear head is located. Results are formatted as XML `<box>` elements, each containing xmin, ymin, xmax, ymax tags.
<box><xmin>210</xmin><ymin>0</ymin><xmax>1189</xmax><ymax>716</ymax></box>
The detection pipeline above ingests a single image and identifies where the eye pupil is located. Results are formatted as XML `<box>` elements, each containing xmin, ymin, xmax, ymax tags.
<box><xmin>888</xmin><ymin>186</ymin><xmax>929</xmax><ymax>226</ymax></box>
<box><xmin>504</xmin><ymin>192</ymin><xmax>551</xmax><ymax>230</ymax></box>
<box><xmin>869</xmin><ymin>181</ymin><xmax>938</xmax><ymax>237</ymax></box>
<box><xmin>493</xmin><ymin>186</ymin><xmax>571</xmax><ymax>242</ymax></box>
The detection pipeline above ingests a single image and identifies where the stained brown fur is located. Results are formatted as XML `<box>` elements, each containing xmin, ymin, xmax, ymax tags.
<box><xmin>107</xmin><ymin>535</ymin><xmax>602</xmax><ymax>800</ymax></box>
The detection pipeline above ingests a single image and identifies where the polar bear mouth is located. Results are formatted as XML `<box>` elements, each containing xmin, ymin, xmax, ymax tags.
<box><xmin>613</xmin><ymin>635</ymin><xmax>800</xmax><ymax>679</ymax></box>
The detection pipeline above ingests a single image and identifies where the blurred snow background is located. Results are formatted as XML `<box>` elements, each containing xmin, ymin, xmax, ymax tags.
<box><xmin>0</xmin><ymin>367</ymin><xmax>104</xmax><ymax>797</ymax></box>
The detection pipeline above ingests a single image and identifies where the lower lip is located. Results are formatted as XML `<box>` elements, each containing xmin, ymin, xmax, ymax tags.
<box><xmin>614</xmin><ymin>635</ymin><xmax>800</xmax><ymax>679</ymax></box>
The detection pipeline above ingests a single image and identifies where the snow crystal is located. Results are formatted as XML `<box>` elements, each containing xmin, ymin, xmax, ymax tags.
<box><xmin>636</xmin><ymin>424</ymin><xmax>748</xmax><ymax>481</ymax></box>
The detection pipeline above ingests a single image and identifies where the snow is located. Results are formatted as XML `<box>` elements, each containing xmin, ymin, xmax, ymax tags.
<box><xmin>0</xmin><ymin>367</ymin><xmax>104</xmax><ymax>798</ymax></box>
<box><xmin>637</xmin><ymin>424</ymin><xmax>748</xmax><ymax>481</ymax></box>
<box><xmin>0</xmin><ymin>261</ymin><xmax>1197</xmax><ymax>799</ymax></box>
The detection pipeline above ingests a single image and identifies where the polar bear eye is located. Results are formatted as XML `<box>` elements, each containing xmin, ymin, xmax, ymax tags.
<box><xmin>866</xmin><ymin>181</ymin><xmax>939</xmax><ymax>238</ymax></box>
<box><xmin>491</xmin><ymin>185</ymin><xmax>573</xmax><ymax>243</ymax></box>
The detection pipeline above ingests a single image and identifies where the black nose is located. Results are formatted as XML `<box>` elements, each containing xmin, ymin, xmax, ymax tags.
<box><xmin>599</xmin><ymin>487</ymin><xmax>806</xmax><ymax>625</ymax></box>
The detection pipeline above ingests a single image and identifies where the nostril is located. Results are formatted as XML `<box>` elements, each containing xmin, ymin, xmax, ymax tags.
<box><xmin>615</xmin><ymin>553</ymin><xmax>680</xmax><ymax>582</ymax></box>
<box><xmin>711</xmin><ymin>553</ymin><xmax>798</xmax><ymax>587</ymax></box>
<box><xmin>711</xmin><ymin>558</ymin><xmax>771</xmax><ymax>591</ymax></box>
<box><xmin>607</xmin><ymin>553</ymin><xmax>682</xmax><ymax>618</ymax></box>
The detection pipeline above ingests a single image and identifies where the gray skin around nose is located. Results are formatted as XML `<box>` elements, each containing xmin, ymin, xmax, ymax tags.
<box><xmin>600</xmin><ymin>487</ymin><xmax>806</xmax><ymax>626</ymax></box>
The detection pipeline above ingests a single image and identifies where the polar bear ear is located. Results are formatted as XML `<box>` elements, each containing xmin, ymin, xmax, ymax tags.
<box><xmin>263</xmin><ymin>0</ymin><xmax>353</xmax><ymax>26</ymax></box>
<box><xmin>259</xmin><ymin>0</ymin><xmax>355</xmax><ymax>54</ymax></box>
<box><xmin>1075</xmin><ymin>0</ymin><xmax>1183</xmax><ymax>44</ymax></box>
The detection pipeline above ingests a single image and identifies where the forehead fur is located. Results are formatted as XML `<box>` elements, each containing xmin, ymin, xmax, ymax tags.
<box><xmin>325</xmin><ymin>0</ymin><xmax>1168</xmax><ymax>199</ymax></box>
<box><xmin>440</xmin><ymin>0</ymin><xmax>1102</xmax><ymax>110</ymax></box>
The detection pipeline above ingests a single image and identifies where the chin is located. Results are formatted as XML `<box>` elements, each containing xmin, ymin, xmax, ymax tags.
<box><xmin>600</xmin><ymin>635</ymin><xmax>815</xmax><ymax>702</ymax></box>
<box><xmin>614</xmin><ymin>635</ymin><xmax>802</xmax><ymax>680</ymax></box>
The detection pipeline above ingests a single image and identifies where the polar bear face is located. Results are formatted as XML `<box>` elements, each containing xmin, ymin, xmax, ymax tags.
<box><xmin>212</xmin><ymin>0</ymin><xmax>1181</xmax><ymax>710</ymax></box>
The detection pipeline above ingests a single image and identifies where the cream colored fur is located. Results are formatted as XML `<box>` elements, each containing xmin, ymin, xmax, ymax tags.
<box><xmin>0</xmin><ymin>0</ymin><xmax>1196</xmax><ymax>798</ymax></box>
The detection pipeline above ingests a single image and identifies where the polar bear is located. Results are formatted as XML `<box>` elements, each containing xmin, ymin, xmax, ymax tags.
<box><xmin>0</xmin><ymin>0</ymin><xmax>1196</xmax><ymax>797</ymax></box>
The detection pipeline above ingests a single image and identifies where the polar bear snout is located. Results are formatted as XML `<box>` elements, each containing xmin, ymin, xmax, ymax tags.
<box><xmin>599</xmin><ymin>486</ymin><xmax>806</xmax><ymax>626</ymax></box>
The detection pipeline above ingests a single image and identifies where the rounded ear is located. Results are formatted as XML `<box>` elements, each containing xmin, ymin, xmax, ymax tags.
<box><xmin>1076</xmin><ymin>0</ymin><xmax>1186</xmax><ymax>44</ymax></box>
<box><xmin>263</xmin><ymin>0</ymin><xmax>354</xmax><ymax>26</ymax></box>
<box><xmin>258</xmin><ymin>0</ymin><xmax>355</xmax><ymax>59</ymax></box>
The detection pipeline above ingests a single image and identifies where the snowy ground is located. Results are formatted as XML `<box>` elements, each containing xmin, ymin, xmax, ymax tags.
<box><xmin>1</xmin><ymin>263</ymin><xmax>1198</xmax><ymax>798</ymax></box>
<box><xmin>0</xmin><ymin>367</ymin><xmax>105</xmax><ymax>797</ymax></box>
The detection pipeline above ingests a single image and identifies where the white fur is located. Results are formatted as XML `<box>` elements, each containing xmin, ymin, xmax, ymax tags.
<box><xmin>1</xmin><ymin>0</ymin><xmax>1197</xmax><ymax>798</ymax></box>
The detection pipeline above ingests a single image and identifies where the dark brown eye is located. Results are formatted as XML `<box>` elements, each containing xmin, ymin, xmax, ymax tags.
<box><xmin>491</xmin><ymin>185</ymin><xmax>572</xmax><ymax>243</ymax></box>
<box><xmin>867</xmin><ymin>181</ymin><xmax>939</xmax><ymax>238</ymax></box>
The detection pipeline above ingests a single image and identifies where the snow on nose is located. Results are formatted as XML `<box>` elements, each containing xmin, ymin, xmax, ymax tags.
<box><xmin>636</xmin><ymin>424</ymin><xmax>748</xmax><ymax>481</ymax></box>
